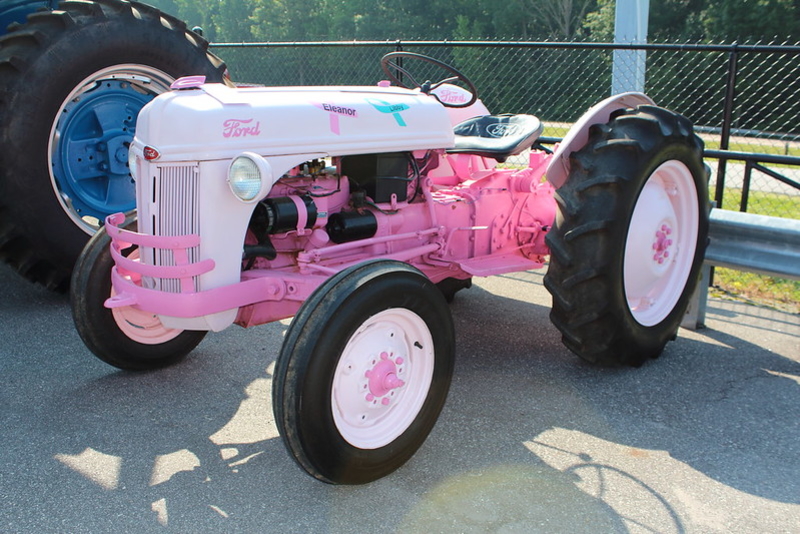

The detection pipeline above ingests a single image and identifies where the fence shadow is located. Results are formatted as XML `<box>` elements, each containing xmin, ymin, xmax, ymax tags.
<box><xmin>1</xmin><ymin>264</ymin><xmax>797</xmax><ymax>532</ymax></box>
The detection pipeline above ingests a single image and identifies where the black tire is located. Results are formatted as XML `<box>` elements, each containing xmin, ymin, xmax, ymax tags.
<box><xmin>544</xmin><ymin>105</ymin><xmax>709</xmax><ymax>367</ymax></box>
<box><xmin>70</xmin><ymin>215</ymin><xmax>206</xmax><ymax>370</ymax></box>
<box><xmin>436</xmin><ymin>276</ymin><xmax>472</xmax><ymax>303</ymax></box>
<box><xmin>273</xmin><ymin>260</ymin><xmax>455</xmax><ymax>484</ymax></box>
<box><xmin>0</xmin><ymin>0</ymin><xmax>228</xmax><ymax>291</ymax></box>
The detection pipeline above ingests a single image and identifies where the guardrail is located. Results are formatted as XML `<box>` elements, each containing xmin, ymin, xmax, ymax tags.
<box><xmin>706</xmin><ymin>210</ymin><xmax>800</xmax><ymax>279</ymax></box>
<box><xmin>682</xmin><ymin>208</ymin><xmax>800</xmax><ymax>329</ymax></box>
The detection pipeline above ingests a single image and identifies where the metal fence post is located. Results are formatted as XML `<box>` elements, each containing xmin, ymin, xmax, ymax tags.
<box><xmin>715</xmin><ymin>42</ymin><xmax>739</xmax><ymax>210</ymax></box>
<box><xmin>612</xmin><ymin>0</ymin><xmax>649</xmax><ymax>94</ymax></box>
<box><xmin>395</xmin><ymin>40</ymin><xmax>404</xmax><ymax>84</ymax></box>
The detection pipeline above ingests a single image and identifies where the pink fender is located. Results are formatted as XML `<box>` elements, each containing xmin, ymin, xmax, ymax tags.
<box><xmin>546</xmin><ymin>92</ymin><xmax>656</xmax><ymax>189</ymax></box>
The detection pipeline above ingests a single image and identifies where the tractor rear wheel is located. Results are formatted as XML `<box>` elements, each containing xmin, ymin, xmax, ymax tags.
<box><xmin>544</xmin><ymin>105</ymin><xmax>709</xmax><ymax>367</ymax></box>
<box><xmin>0</xmin><ymin>0</ymin><xmax>228</xmax><ymax>290</ymax></box>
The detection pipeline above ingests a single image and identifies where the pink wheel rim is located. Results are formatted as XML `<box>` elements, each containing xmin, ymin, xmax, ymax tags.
<box><xmin>331</xmin><ymin>308</ymin><xmax>435</xmax><ymax>449</ymax></box>
<box><xmin>624</xmin><ymin>160</ymin><xmax>699</xmax><ymax>326</ymax></box>
<box><xmin>110</xmin><ymin>250</ymin><xmax>183</xmax><ymax>345</ymax></box>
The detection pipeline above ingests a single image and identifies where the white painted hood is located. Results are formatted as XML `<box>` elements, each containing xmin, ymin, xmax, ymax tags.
<box><xmin>133</xmin><ymin>83</ymin><xmax>456</xmax><ymax>162</ymax></box>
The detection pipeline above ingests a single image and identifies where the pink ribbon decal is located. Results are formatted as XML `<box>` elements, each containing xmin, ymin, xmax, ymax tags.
<box><xmin>313</xmin><ymin>102</ymin><xmax>359</xmax><ymax>135</ymax></box>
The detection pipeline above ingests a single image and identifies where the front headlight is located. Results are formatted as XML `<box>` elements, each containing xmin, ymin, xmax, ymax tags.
<box><xmin>227</xmin><ymin>153</ymin><xmax>272</xmax><ymax>202</ymax></box>
<box><xmin>128</xmin><ymin>149</ymin><xmax>138</xmax><ymax>181</ymax></box>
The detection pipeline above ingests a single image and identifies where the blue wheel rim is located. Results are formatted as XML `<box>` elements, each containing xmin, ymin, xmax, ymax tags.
<box><xmin>49</xmin><ymin>66</ymin><xmax>174</xmax><ymax>232</ymax></box>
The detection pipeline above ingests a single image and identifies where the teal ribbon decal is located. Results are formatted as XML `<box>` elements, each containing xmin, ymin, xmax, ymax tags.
<box><xmin>366</xmin><ymin>98</ymin><xmax>410</xmax><ymax>127</ymax></box>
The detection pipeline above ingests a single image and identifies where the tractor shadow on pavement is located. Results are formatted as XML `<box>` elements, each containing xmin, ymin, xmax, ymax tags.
<box><xmin>429</xmin><ymin>272</ymin><xmax>799</xmax><ymax>532</ymax></box>
<box><xmin>0</xmin><ymin>265</ymin><xmax>797</xmax><ymax>532</ymax></box>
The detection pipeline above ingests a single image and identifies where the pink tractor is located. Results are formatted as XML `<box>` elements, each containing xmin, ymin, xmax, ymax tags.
<box><xmin>71</xmin><ymin>53</ymin><xmax>709</xmax><ymax>484</ymax></box>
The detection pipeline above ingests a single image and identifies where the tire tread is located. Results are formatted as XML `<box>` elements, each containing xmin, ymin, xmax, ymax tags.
<box><xmin>544</xmin><ymin>105</ymin><xmax>709</xmax><ymax>366</ymax></box>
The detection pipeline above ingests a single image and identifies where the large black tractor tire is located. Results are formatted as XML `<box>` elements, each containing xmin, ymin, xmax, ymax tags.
<box><xmin>544</xmin><ymin>105</ymin><xmax>709</xmax><ymax>367</ymax></box>
<box><xmin>0</xmin><ymin>0</ymin><xmax>228</xmax><ymax>291</ymax></box>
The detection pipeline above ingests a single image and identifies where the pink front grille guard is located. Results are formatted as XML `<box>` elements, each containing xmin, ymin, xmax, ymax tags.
<box><xmin>102</xmin><ymin>212</ymin><xmax>321</xmax><ymax>325</ymax></box>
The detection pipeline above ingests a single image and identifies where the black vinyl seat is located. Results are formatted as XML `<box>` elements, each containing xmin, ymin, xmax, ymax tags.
<box><xmin>447</xmin><ymin>114</ymin><xmax>543</xmax><ymax>162</ymax></box>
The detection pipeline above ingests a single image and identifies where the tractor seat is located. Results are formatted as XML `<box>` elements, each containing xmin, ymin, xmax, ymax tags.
<box><xmin>447</xmin><ymin>114</ymin><xmax>543</xmax><ymax>162</ymax></box>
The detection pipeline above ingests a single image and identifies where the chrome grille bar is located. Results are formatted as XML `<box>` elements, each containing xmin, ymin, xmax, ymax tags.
<box><xmin>147</xmin><ymin>164</ymin><xmax>200</xmax><ymax>293</ymax></box>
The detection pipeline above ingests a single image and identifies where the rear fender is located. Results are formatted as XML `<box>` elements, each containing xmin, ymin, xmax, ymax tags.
<box><xmin>545</xmin><ymin>92</ymin><xmax>655</xmax><ymax>189</ymax></box>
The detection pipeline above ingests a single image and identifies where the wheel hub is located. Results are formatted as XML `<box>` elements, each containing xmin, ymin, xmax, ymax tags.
<box><xmin>332</xmin><ymin>308</ymin><xmax>434</xmax><ymax>449</ymax></box>
<box><xmin>48</xmin><ymin>66</ymin><xmax>174</xmax><ymax>233</ymax></box>
<box><xmin>652</xmin><ymin>223</ymin><xmax>674</xmax><ymax>265</ymax></box>
<box><xmin>623</xmin><ymin>160</ymin><xmax>700</xmax><ymax>326</ymax></box>
<box><xmin>52</xmin><ymin>80</ymin><xmax>151</xmax><ymax>220</ymax></box>
<box><xmin>625</xmin><ymin>181</ymin><xmax>678</xmax><ymax>296</ymax></box>
<box><xmin>364</xmin><ymin>351</ymin><xmax>406</xmax><ymax>405</ymax></box>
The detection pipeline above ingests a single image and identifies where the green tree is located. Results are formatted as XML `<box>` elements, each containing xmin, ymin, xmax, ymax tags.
<box><xmin>467</xmin><ymin>0</ymin><xmax>598</xmax><ymax>40</ymax></box>
<box><xmin>250</xmin><ymin>0</ymin><xmax>331</xmax><ymax>41</ymax></box>
<box><xmin>583</xmin><ymin>0</ymin><xmax>615</xmax><ymax>40</ymax></box>
<box><xmin>536</xmin><ymin>0</ymin><xmax>596</xmax><ymax>38</ymax></box>
<box><xmin>701</xmin><ymin>0</ymin><xmax>798</xmax><ymax>41</ymax></box>
<box><xmin>213</xmin><ymin>0</ymin><xmax>259</xmax><ymax>42</ymax></box>
<box><xmin>584</xmin><ymin>0</ymin><xmax>707</xmax><ymax>42</ymax></box>
<box><xmin>583</xmin><ymin>0</ymin><xmax>800</xmax><ymax>42</ymax></box>
<box><xmin>649</xmin><ymin>0</ymin><xmax>706</xmax><ymax>40</ymax></box>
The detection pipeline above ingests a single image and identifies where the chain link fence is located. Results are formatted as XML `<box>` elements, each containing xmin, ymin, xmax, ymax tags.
<box><xmin>210</xmin><ymin>40</ymin><xmax>800</xmax><ymax>311</ymax></box>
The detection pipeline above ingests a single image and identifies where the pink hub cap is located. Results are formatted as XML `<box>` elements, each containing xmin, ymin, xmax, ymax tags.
<box><xmin>652</xmin><ymin>224</ymin><xmax>674</xmax><ymax>264</ymax></box>
<box><xmin>623</xmin><ymin>160</ymin><xmax>700</xmax><ymax>327</ymax></box>
<box><xmin>332</xmin><ymin>308</ymin><xmax>434</xmax><ymax>449</ymax></box>
<box><xmin>364</xmin><ymin>352</ymin><xmax>405</xmax><ymax>405</ymax></box>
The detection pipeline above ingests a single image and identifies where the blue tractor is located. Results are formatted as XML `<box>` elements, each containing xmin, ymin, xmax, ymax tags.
<box><xmin>0</xmin><ymin>0</ymin><xmax>228</xmax><ymax>290</ymax></box>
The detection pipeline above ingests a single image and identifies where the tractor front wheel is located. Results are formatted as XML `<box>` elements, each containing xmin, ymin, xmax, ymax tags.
<box><xmin>70</xmin><ymin>218</ymin><xmax>206</xmax><ymax>371</ymax></box>
<box><xmin>273</xmin><ymin>260</ymin><xmax>455</xmax><ymax>484</ymax></box>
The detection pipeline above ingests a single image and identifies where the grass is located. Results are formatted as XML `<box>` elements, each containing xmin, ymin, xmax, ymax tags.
<box><xmin>710</xmin><ymin>271</ymin><xmax>800</xmax><ymax>314</ymax></box>
<box><xmin>542</xmin><ymin>124</ymin><xmax>570</xmax><ymax>138</ymax></box>
<box><xmin>719</xmin><ymin>189</ymin><xmax>800</xmax><ymax>219</ymax></box>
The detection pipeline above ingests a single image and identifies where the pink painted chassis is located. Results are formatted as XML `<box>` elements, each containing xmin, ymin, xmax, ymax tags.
<box><xmin>103</xmin><ymin>81</ymin><xmax>653</xmax><ymax>334</ymax></box>
<box><xmin>105</xmin><ymin>152</ymin><xmax>552</xmax><ymax>325</ymax></box>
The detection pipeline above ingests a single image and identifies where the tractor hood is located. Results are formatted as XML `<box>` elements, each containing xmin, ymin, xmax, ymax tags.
<box><xmin>132</xmin><ymin>81</ymin><xmax>456</xmax><ymax>163</ymax></box>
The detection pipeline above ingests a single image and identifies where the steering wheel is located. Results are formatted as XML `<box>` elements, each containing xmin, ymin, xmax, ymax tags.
<box><xmin>380</xmin><ymin>52</ymin><xmax>478</xmax><ymax>108</ymax></box>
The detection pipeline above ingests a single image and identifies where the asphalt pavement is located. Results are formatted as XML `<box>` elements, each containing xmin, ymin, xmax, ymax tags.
<box><xmin>0</xmin><ymin>263</ymin><xmax>798</xmax><ymax>533</ymax></box>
